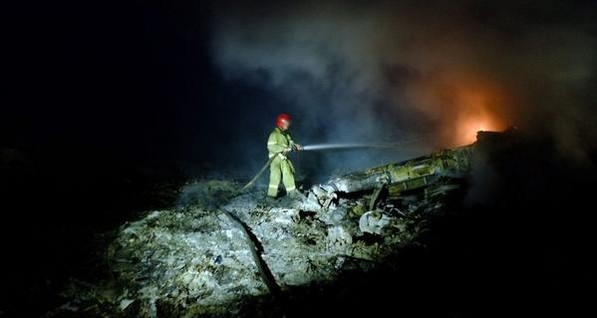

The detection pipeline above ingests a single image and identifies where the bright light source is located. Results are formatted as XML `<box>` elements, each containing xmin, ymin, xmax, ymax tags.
<box><xmin>451</xmin><ymin>85</ymin><xmax>505</xmax><ymax>145</ymax></box>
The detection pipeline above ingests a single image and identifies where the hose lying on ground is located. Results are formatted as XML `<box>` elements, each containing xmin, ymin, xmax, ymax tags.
<box><xmin>219</xmin><ymin>208</ymin><xmax>282</xmax><ymax>298</ymax></box>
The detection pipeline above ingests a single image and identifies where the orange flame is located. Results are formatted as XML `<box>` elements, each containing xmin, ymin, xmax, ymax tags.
<box><xmin>404</xmin><ymin>72</ymin><xmax>508</xmax><ymax>147</ymax></box>
<box><xmin>451</xmin><ymin>83</ymin><xmax>506</xmax><ymax>146</ymax></box>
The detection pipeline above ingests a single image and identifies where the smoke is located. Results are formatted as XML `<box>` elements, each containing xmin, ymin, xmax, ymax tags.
<box><xmin>209</xmin><ymin>0</ymin><xmax>597</xmax><ymax>178</ymax></box>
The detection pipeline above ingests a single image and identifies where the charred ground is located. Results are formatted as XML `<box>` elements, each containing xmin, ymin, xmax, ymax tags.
<box><xmin>1</xmin><ymin>129</ymin><xmax>595</xmax><ymax>317</ymax></box>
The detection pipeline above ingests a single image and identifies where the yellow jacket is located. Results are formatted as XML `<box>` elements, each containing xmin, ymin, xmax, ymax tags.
<box><xmin>267</xmin><ymin>127</ymin><xmax>297</xmax><ymax>159</ymax></box>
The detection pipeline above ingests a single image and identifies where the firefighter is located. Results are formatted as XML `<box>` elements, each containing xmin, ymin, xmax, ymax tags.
<box><xmin>267</xmin><ymin>113</ymin><xmax>304</xmax><ymax>199</ymax></box>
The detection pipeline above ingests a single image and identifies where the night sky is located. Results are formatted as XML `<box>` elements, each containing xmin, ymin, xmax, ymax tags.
<box><xmin>2</xmin><ymin>0</ymin><xmax>597</xmax><ymax>316</ymax></box>
<box><xmin>6</xmin><ymin>0</ymin><xmax>597</xmax><ymax>170</ymax></box>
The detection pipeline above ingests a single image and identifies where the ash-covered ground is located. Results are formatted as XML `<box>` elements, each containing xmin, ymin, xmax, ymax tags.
<box><xmin>44</xmin><ymin>179</ymin><xmax>430</xmax><ymax>318</ymax></box>
<box><xmin>1</xmin><ymin>130</ymin><xmax>596</xmax><ymax>318</ymax></box>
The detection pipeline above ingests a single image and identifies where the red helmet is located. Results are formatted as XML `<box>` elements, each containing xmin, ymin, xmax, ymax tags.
<box><xmin>276</xmin><ymin>113</ymin><xmax>291</xmax><ymax>128</ymax></box>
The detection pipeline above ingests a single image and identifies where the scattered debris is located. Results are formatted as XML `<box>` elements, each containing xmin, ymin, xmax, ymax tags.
<box><xmin>359</xmin><ymin>211</ymin><xmax>392</xmax><ymax>235</ymax></box>
<box><xmin>48</xmin><ymin>138</ymin><xmax>481</xmax><ymax>317</ymax></box>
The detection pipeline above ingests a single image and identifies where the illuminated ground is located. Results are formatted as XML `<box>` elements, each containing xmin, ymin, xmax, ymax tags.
<box><xmin>3</xmin><ymin>132</ymin><xmax>596</xmax><ymax>317</ymax></box>
<box><xmin>47</xmin><ymin>179</ymin><xmax>443</xmax><ymax>317</ymax></box>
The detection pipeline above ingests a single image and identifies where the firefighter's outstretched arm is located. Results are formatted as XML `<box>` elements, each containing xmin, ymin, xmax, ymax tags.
<box><xmin>287</xmin><ymin>133</ymin><xmax>302</xmax><ymax>151</ymax></box>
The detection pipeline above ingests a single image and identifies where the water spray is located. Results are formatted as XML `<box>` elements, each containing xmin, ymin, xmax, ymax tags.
<box><xmin>301</xmin><ymin>141</ymin><xmax>420</xmax><ymax>151</ymax></box>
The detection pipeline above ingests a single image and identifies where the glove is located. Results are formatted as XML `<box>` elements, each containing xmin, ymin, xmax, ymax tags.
<box><xmin>295</xmin><ymin>144</ymin><xmax>303</xmax><ymax>151</ymax></box>
<box><xmin>283</xmin><ymin>147</ymin><xmax>292</xmax><ymax>154</ymax></box>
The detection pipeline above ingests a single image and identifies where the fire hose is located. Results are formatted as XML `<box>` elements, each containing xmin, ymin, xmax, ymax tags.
<box><xmin>240</xmin><ymin>152</ymin><xmax>280</xmax><ymax>192</ymax></box>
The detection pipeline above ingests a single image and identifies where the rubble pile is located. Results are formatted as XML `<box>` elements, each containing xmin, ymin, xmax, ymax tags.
<box><xmin>48</xmin><ymin>177</ymin><xmax>454</xmax><ymax>317</ymax></box>
<box><xmin>37</xmin><ymin>129</ymin><xmax>592</xmax><ymax>317</ymax></box>
<box><xmin>49</xmin><ymin>137</ymin><xmax>479</xmax><ymax>317</ymax></box>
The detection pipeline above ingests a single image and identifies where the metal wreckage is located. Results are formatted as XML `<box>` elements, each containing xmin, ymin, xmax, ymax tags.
<box><xmin>49</xmin><ymin>131</ymin><xmax>505</xmax><ymax>318</ymax></box>
<box><xmin>307</xmin><ymin>142</ymin><xmax>473</xmax><ymax>231</ymax></box>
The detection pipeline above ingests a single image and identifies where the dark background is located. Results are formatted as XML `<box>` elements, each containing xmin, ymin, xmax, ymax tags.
<box><xmin>2</xmin><ymin>1</ymin><xmax>596</xmax><ymax>317</ymax></box>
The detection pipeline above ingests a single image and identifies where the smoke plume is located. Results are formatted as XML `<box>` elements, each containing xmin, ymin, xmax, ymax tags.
<box><xmin>209</xmin><ymin>0</ymin><xmax>597</xmax><ymax>178</ymax></box>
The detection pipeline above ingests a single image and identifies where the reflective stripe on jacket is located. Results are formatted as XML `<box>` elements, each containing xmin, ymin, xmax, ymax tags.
<box><xmin>267</xmin><ymin>127</ymin><xmax>296</xmax><ymax>159</ymax></box>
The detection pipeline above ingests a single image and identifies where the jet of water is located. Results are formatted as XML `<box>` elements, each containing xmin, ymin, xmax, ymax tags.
<box><xmin>302</xmin><ymin>141</ymin><xmax>420</xmax><ymax>151</ymax></box>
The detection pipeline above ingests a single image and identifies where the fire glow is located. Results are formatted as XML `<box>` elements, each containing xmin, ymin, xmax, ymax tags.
<box><xmin>406</xmin><ymin>73</ymin><xmax>508</xmax><ymax>148</ymax></box>
<box><xmin>451</xmin><ymin>84</ymin><xmax>506</xmax><ymax>146</ymax></box>
<box><xmin>457</xmin><ymin>117</ymin><xmax>496</xmax><ymax>145</ymax></box>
